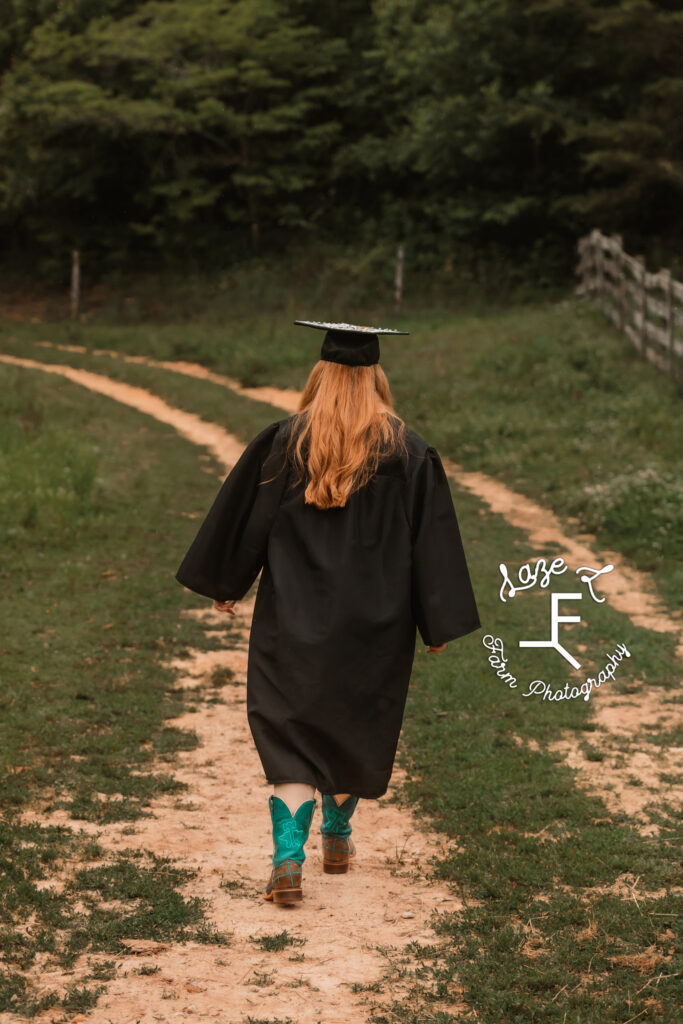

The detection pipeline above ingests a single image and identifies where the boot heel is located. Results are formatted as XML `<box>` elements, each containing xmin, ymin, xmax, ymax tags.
<box><xmin>265</xmin><ymin>857</ymin><xmax>306</xmax><ymax>902</ymax></box>
<box><xmin>274</xmin><ymin>887</ymin><xmax>303</xmax><ymax>903</ymax></box>
<box><xmin>323</xmin><ymin>860</ymin><xmax>350</xmax><ymax>875</ymax></box>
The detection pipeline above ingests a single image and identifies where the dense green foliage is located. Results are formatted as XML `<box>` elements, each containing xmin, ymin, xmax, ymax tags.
<box><xmin>1</xmin><ymin>0</ymin><xmax>681</xmax><ymax>279</ymax></box>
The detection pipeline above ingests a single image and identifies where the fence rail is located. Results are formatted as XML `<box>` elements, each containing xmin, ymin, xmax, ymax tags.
<box><xmin>575</xmin><ymin>228</ymin><xmax>683</xmax><ymax>379</ymax></box>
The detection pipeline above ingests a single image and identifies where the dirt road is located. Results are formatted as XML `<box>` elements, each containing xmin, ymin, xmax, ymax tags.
<box><xmin>1</xmin><ymin>348</ymin><xmax>680</xmax><ymax>1022</ymax></box>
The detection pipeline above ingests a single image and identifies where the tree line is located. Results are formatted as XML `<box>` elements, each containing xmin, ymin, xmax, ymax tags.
<box><xmin>1</xmin><ymin>0</ymin><xmax>681</xmax><ymax>281</ymax></box>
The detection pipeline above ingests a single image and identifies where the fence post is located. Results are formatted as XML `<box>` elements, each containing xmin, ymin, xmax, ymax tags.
<box><xmin>575</xmin><ymin>235</ymin><xmax>584</xmax><ymax>294</ymax></box>
<box><xmin>594</xmin><ymin>230</ymin><xmax>605</xmax><ymax>312</ymax></box>
<box><xmin>394</xmin><ymin>243</ymin><xmax>405</xmax><ymax>311</ymax></box>
<box><xmin>70</xmin><ymin>249</ymin><xmax>80</xmax><ymax>322</ymax></box>
<box><xmin>635</xmin><ymin>255</ymin><xmax>647</xmax><ymax>357</ymax></box>
<box><xmin>613</xmin><ymin>234</ymin><xmax>625</xmax><ymax>331</ymax></box>
<box><xmin>576</xmin><ymin>232</ymin><xmax>593</xmax><ymax>295</ymax></box>
<box><xmin>590</xmin><ymin>227</ymin><xmax>601</xmax><ymax>295</ymax></box>
<box><xmin>662</xmin><ymin>268</ymin><xmax>673</xmax><ymax>373</ymax></box>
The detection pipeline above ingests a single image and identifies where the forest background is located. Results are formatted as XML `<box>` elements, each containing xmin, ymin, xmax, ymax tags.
<box><xmin>1</xmin><ymin>0</ymin><xmax>681</xmax><ymax>296</ymax></box>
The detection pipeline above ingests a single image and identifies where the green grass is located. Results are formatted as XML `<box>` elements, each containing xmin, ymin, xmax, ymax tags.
<box><xmin>0</xmin><ymin>364</ymin><xmax>250</xmax><ymax>821</ymax></box>
<box><xmin>0</xmin><ymin>364</ymin><xmax>235</xmax><ymax>1012</ymax></box>
<box><xmin>250</xmin><ymin>930</ymin><xmax>306</xmax><ymax>953</ymax></box>
<box><xmin>0</xmin><ymin>295</ymin><xmax>680</xmax><ymax>1021</ymax></box>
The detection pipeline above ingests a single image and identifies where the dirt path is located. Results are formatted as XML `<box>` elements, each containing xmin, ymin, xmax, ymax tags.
<box><xmin>34</xmin><ymin>340</ymin><xmax>303</xmax><ymax>415</ymax></box>
<box><xmin>1</xmin><ymin>353</ymin><xmax>470</xmax><ymax>1023</ymax></box>
<box><xmin>0</xmin><ymin>354</ymin><xmax>244</xmax><ymax>472</ymax></box>
<box><xmin>19</xmin><ymin>600</ymin><xmax>467</xmax><ymax>1023</ymax></box>
<box><xmin>2</xmin><ymin>348</ymin><xmax>680</xmax><ymax>1018</ymax></box>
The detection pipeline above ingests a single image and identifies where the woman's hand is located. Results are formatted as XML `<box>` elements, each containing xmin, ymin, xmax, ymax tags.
<box><xmin>428</xmin><ymin>642</ymin><xmax>448</xmax><ymax>653</ymax></box>
<box><xmin>213</xmin><ymin>599</ymin><xmax>236</xmax><ymax>615</ymax></box>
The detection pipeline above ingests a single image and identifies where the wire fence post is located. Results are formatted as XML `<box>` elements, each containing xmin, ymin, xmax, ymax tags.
<box><xmin>394</xmin><ymin>243</ymin><xmax>405</xmax><ymax>312</ymax></box>
<box><xmin>70</xmin><ymin>250</ymin><xmax>80</xmax><ymax>322</ymax></box>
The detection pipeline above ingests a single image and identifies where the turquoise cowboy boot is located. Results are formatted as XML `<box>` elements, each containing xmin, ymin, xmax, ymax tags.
<box><xmin>320</xmin><ymin>794</ymin><xmax>359</xmax><ymax>873</ymax></box>
<box><xmin>263</xmin><ymin>795</ymin><xmax>317</xmax><ymax>904</ymax></box>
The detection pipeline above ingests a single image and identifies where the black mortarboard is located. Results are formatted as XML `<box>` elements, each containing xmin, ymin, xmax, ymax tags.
<box><xmin>294</xmin><ymin>320</ymin><xmax>409</xmax><ymax>367</ymax></box>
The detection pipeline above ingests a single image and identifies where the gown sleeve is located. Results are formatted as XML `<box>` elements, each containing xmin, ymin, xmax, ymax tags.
<box><xmin>409</xmin><ymin>445</ymin><xmax>481</xmax><ymax>647</ymax></box>
<box><xmin>175</xmin><ymin>420</ymin><xmax>288</xmax><ymax>603</ymax></box>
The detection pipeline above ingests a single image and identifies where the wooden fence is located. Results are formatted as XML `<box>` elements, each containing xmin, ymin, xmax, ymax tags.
<box><xmin>575</xmin><ymin>228</ymin><xmax>683</xmax><ymax>380</ymax></box>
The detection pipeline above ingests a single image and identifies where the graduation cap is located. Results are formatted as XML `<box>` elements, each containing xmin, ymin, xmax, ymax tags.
<box><xmin>294</xmin><ymin>320</ymin><xmax>409</xmax><ymax>367</ymax></box>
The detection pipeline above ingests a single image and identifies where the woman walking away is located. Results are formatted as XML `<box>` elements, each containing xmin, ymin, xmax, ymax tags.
<box><xmin>175</xmin><ymin>320</ymin><xmax>481</xmax><ymax>905</ymax></box>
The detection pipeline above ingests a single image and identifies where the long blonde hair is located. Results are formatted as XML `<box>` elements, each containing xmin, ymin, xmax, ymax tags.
<box><xmin>283</xmin><ymin>360</ymin><xmax>409</xmax><ymax>509</ymax></box>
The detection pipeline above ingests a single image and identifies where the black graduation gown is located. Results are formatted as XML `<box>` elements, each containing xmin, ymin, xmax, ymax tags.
<box><xmin>175</xmin><ymin>417</ymin><xmax>481</xmax><ymax>799</ymax></box>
